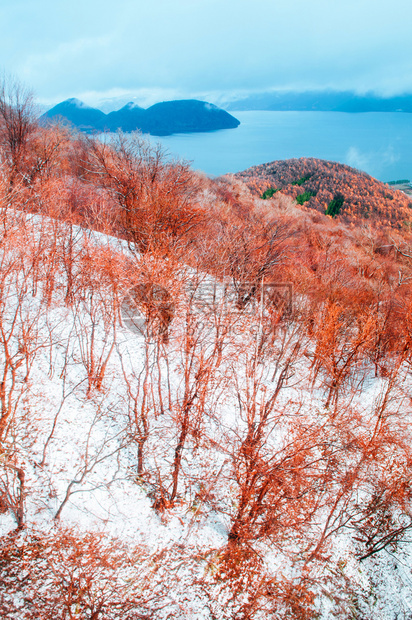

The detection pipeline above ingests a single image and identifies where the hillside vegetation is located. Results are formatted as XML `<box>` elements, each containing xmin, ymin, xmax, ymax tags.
<box><xmin>235</xmin><ymin>157</ymin><xmax>412</xmax><ymax>227</ymax></box>
<box><xmin>1</xmin><ymin>81</ymin><xmax>412</xmax><ymax>619</ymax></box>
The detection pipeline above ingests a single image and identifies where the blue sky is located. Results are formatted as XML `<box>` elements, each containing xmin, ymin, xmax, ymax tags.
<box><xmin>2</xmin><ymin>0</ymin><xmax>412</xmax><ymax>108</ymax></box>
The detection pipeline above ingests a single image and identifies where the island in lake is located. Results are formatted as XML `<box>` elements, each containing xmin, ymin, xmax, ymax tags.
<box><xmin>40</xmin><ymin>98</ymin><xmax>240</xmax><ymax>136</ymax></box>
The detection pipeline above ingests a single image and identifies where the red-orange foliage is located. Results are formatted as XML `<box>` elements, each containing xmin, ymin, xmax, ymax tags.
<box><xmin>235</xmin><ymin>157</ymin><xmax>412</xmax><ymax>228</ymax></box>
<box><xmin>2</xmin><ymin>83</ymin><xmax>412</xmax><ymax>618</ymax></box>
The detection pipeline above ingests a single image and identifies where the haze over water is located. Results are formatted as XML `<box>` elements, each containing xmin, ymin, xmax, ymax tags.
<box><xmin>153</xmin><ymin>111</ymin><xmax>412</xmax><ymax>182</ymax></box>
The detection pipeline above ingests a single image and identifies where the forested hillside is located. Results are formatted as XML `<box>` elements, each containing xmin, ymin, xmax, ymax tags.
<box><xmin>235</xmin><ymin>157</ymin><xmax>412</xmax><ymax>227</ymax></box>
<box><xmin>1</xmin><ymin>81</ymin><xmax>412</xmax><ymax>619</ymax></box>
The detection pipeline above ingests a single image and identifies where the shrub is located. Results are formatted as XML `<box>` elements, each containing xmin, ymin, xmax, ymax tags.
<box><xmin>292</xmin><ymin>174</ymin><xmax>311</xmax><ymax>186</ymax></box>
<box><xmin>326</xmin><ymin>193</ymin><xmax>345</xmax><ymax>217</ymax></box>
<box><xmin>261</xmin><ymin>186</ymin><xmax>279</xmax><ymax>199</ymax></box>
<box><xmin>296</xmin><ymin>190</ymin><xmax>316</xmax><ymax>205</ymax></box>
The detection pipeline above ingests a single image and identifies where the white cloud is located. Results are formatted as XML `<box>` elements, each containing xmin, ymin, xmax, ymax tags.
<box><xmin>2</xmin><ymin>0</ymin><xmax>412</xmax><ymax>100</ymax></box>
<box><xmin>346</xmin><ymin>145</ymin><xmax>400</xmax><ymax>177</ymax></box>
<box><xmin>346</xmin><ymin>147</ymin><xmax>371</xmax><ymax>172</ymax></box>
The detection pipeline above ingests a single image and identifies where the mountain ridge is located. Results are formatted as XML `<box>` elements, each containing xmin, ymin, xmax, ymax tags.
<box><xmin>40</xmin><ymin>98</ymin><xmax>240</xmax><ymax>135</ymax></box>
<box><xmin>224</xmin><ymin>90</ymin><xmax>412</xmax><ymax>112</ymax></box>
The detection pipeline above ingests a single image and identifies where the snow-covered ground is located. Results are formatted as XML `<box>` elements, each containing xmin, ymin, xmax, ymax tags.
<box><xmin>1</xmin><ymin>209</ymin><xmax>412</xmax><ymax>619</ymax></box>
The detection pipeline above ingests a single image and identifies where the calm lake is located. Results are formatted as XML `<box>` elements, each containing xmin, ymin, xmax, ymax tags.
<box><xmin>149</xmin><ymin>111</ymin><xmax>412</xmax><ymax>183</ymax></box>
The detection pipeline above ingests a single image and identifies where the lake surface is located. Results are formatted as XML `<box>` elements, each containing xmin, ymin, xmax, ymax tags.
<box><xmin>148</xmin><ymin>111</ymin><xmax>412</xmax><ymax>183</ymax></box>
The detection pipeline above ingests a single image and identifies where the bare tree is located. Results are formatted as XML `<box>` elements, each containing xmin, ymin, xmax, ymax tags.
<box><xmin>0</xmin><ymin>76</ymin><xmax>35</xmax><ymax>191</ymax></box>
<box><xmin>84</xmin><ymin>132</ymin><xmax>201</xmax><ymax>254</ymax></box>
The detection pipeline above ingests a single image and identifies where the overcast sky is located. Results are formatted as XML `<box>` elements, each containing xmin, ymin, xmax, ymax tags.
<box><xmin>2</xmin><ymin>0</ymin><xmax>412</xmax><ymax>108</ymax></box>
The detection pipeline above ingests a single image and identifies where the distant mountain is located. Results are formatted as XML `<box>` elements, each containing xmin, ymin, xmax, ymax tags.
<box><xmin>225</xmin><ymin>90</ymin><xmax>412</xmax><ymax>113</ymax></box>
<box><xmin>105</xmin><ymin>102</ymin><xmax>146</xmax><ymax>132</ymax></box>
<box><xmin>40</xmin><ymin>98</ymin><xmax>107</xmax><ymax>132</ymax></box>
<box><xmin>142</xmin><ymin>100</ymin><xmax>240</xmax><ymax>135</ymax></box>
<box><xmin>40</xmin><ymin>99</ymin><xmax>240</xmax><ymax>135</ymax></box>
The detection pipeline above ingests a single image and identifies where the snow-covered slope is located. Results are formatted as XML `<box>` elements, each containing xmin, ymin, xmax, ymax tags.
<box><xmin>1</xmin><ymin>208</ymin><xmax>412</xmax><ymax>619</ymax></box>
